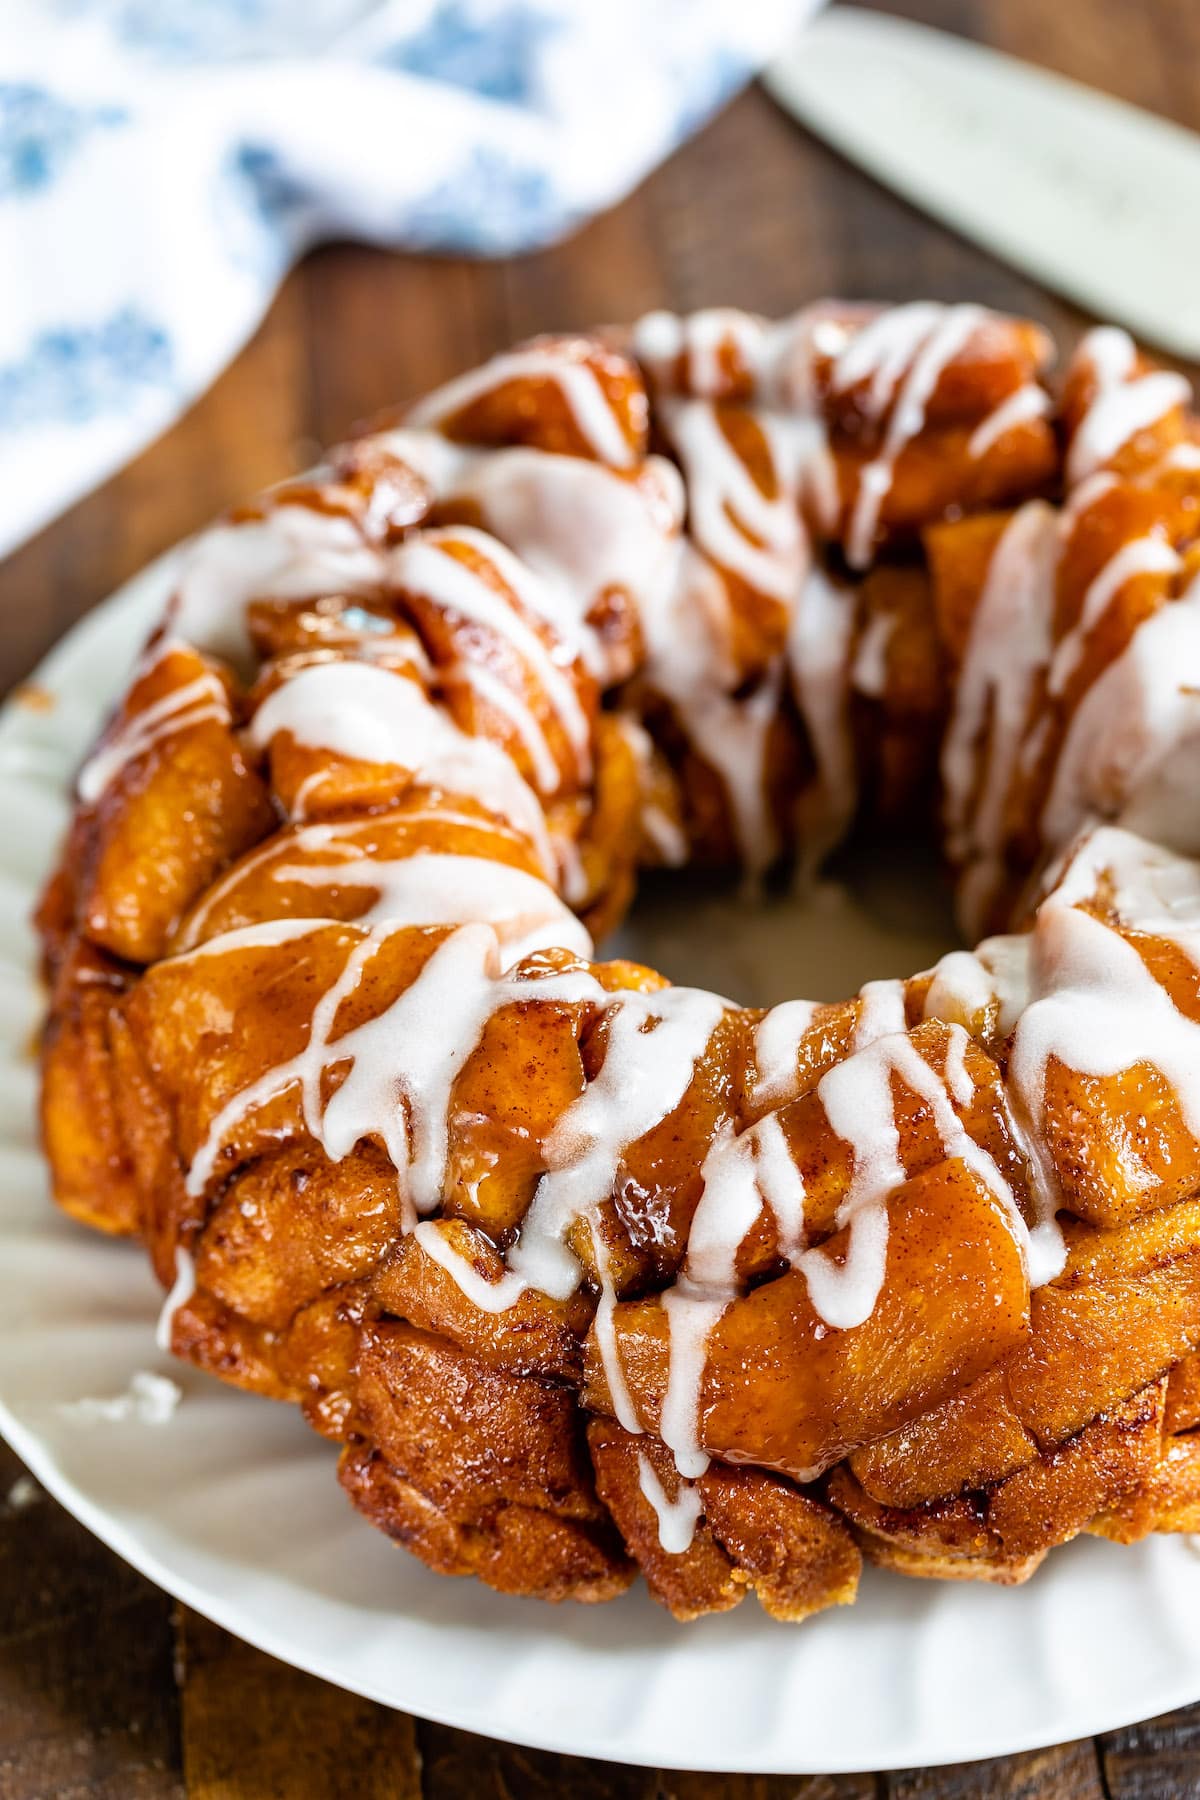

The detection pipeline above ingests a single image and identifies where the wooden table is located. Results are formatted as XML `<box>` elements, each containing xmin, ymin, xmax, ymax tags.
<box><xmin>3</xmin><ymin>2</ymin><xmax>1200</xmax><ymax>1792</ymax></box>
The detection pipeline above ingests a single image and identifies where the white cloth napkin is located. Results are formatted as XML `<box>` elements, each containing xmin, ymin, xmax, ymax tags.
<box><xmin>0</xmin><ymin>0</ymin><xmax>819</xmax><ymax>560</ymax></box>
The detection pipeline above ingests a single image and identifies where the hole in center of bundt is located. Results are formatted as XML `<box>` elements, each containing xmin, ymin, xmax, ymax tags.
<box><xmin>602</xmin><ymin>831</ymin><xmax>960</xmax><ymax>1010</ymax></box>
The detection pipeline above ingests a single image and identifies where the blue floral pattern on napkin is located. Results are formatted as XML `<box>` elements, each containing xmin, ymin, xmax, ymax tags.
<box><xmin>0</xmin><ymin>0</ymin><xmax>818</xmax><ymax>556</ymax></box>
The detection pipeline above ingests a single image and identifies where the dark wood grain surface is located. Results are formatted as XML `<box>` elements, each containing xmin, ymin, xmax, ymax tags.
<box><xmin>4</xmin><ymin>2</ymin><xmax>1200</xmax><ymax>1793</ymax></box>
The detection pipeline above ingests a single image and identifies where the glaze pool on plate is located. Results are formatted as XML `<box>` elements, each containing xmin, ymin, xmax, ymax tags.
<box><xmin>1</xmin><ymin>557</ymin><xmax>1198</xmax><ymax>1773</ymax></box>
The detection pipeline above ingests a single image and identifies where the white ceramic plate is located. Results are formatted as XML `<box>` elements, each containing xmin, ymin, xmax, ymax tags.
<box><xmin>3</xmin><ymin>563</ymin><xmax>1200</xmax><ymax>1775</ymax></box>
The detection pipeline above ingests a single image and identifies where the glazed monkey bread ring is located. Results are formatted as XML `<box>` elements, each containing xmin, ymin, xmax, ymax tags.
<box><xmin>37</xmin><ymin>302</ymin><xmax>1200</xmax><ymax>1621</ymax></box>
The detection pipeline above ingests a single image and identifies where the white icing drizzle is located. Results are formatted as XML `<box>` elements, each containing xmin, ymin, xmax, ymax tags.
<box><xmin>267</xmin><ymin>847</ymin><xmax>592</xmax><ymax>964</ymax></box>
<box><xmin>1050</xmin><ymin>825</ymin><xmax>1200</xmax><ymax>942</ymax></box>
<box><xmin>1040</xmin><ymin>572</ymin><xmax>1200</xmax><ymax>857</ymax></box>
<box><xmin>686</xmin><ymin>1127</ymin><xmax>775</xmax><ymax>1294</ymax></box>
<box><xmin>589</xmin><ymin>1235</ymin><xmax>644</xmax><ymax>1438</ymax></box>
<box><xmin>833</xmin><ymin>304</ymin><xmax>944</xmax><ymax>406</ymax></box>
<box><xmin>639</xmin><ymin>544</ymin><xmax>783</xmax><ymax>870</ymax></box>
<box><xmin>248</xmin><ymin>660</ymin><xmax>555</xmax><ymax>874</ymax></box>
<box><xmin>173</xmin><ymin>918</ymin><xmax>331</xmax><ymax>961</ymax></box>
<box><xmin>507</xmin><ymin>986</ymin><xmax>728</xmax><ymax>1300</ymax></box>
<box><xmin>78</xmin><ymin>657</ymin><xmax>228</xmax><ymax>804</ymax></box>
<box><xmin>923</xmin><ymin>938</ymin><xmax>1031</xmax><ymax>1038</ymax></box>
<box><xmin>941</xmin><ymin>501</ymin><xmax>1060</xmax><ymax>931</ymax></box>
<box><xmin>753</xmin><ymin>1112</ymin><xmax>809</xmax><ymax>1260</ymax></box>
<box><xmin>967</xmin><ymin>383</ymin><xmax>1051</xmax><ymax>460</ymax></box>
<box><xmin>1155</xmin><ymin>442</ymin><xmax>1200</xmax><ymax>474</ymax></box>
<box><xmin>788</xmin><ymin>565</ymin><xmax>858</xmax><ymax>863</ymax></box>
<box><xmin>659</xmin><ymin>1279</ymin><xmax>726</xmax><ymax>1480</ymax></box>
<box><xmin>1009</xmin><ymin>856</ymin><xmax>1200</xmax><ymax>1283</ymax></box>
<box><xmin>802</xmin><ymin>1027</ymin><xmax>1026</xmax><ymax>1328</ymax></box>
<box><xmin>845</xmin><ymin>305</ymin><xmax>984</xmax><ymax>570</ymax></box>
<box><xmin>686</xmin><ymin>668</ymin><xmax>782</xmax><ymax>875</ymax></box>
<box><xmin>442</xmin><ymin>447</ymin><xmax>686</xmax><ymax>684</ymax></box>
<box><xmin>753</xmin><ymin>998</ymin><xmax>820</xmax><ymax>1109</ymax></box>
<box><xmin>411</xmin><ymin>1219</ymin><xmax>529</xmax><ymax>1313</ymax></box>
<box><xmin>1067</xmin><ymin>326</ymin><xmax>1192</xmax><ymax>487</ymax></box>
<box><xmin>648</xmin><ymin>1099</ymin><xmax>814</xmax><ymax>1493</ymax></box>
<box><xmin>155</xmin><ymin>1245</ymin><xmax>196</xmax><ymax>1352</ymax></box>
<box><xmin>635</xmin><ymin>306</ymin><xmax>766</xmax><ymax>396</ymax></box>
<box><xmin>185</xmin><ymin>921</ymin><xmax>604</xmax><ymax>1219</ymax></box>
<box><xmin>637</xmin><ymin>1452</ymin><xmax>703</xmax><ymax>1556</ymax></box>
<box><xmin>453</xmin><ymin>656</ymin><xmax>563</xmax><ymax>793</ymax></box>
<box><xmin>943</xmin><ymin>1023</ymin><xmax>975</xmax><ymax>1108</ymax></box>
<box><xmin>657</xmin><ymin>396</ymin><xmax>807</xmax><ymax>604</ymax></box>
<box><xmin>977</xmin><ymin>934</ymin><xmax>1033</xmax><ymax>1035</ymax></box>
<box><xmin>688</xmin><ymin>1115</ymin><xmax>809</xmax><ymax>1287</ymax></box>
<box><xmin>640</xmin><ymin>804</ymin><xmax>689</xmax><ymax>868</ymax></box>
<box><xmin>923</xmin><ymin>949</ymin><xmax>997</xmax><ymax>1031</ymax></box>
<box><xmin>176</xmin><ymin>807</ymin><xmax>530</xmax><ymax>949</ymax></box>
<box><xmin>855</xmin><ymin>977</ymin><xmax>907</xmax><ymax>1049</ymax></box>
<box><xmin>616</xmin><ymin>716</ymin><xmax>690</xmax><ymax>866</ymax></box>
<box><xmin>1047</xmin><ymin>534</ymin><xmax>1181</xmax><ymax>695</ymax></box>
<box><xmin>850</xmin><ymin>610</ymin><xmax>895</xmax><ymax>700</ymax></box>
<box><xmin>170</xmin><ymin>504</ymin><xmax>383</xmax><ymax>672</ymax></box>
<box><xmin>387</xmin><ymin>528</ymin><xmax>592</xmax><ymax>777</ymax></box>
<box><xmin>406</xmin><ymin>347</ymin><xmax>636</xmax><ymax>469</ymax></box>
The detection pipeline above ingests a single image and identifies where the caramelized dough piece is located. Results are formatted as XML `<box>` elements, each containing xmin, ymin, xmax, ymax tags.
<box><xmin>852</xmin><ymin>565</ymin><xmax>945</xmax><ymax>826</ymax></box>
<box><xmin>409</xmin><ymin>334</ymin><xmax>648</xmax><ymax>466</ymax></box>
<box><xmin>733</xmin><ymin>1019</ymin><xmax>1032</xmax><ymax>1281</ymax></box>
<box><xmin>1166</xmin><ymin>1353</ymin><xmax>1200</xmax><ymax>1435</ymax></box>
<box><xmin>817</xmin><ymin>311</ymin><xmax>1053</xmax><ymax>429</ymax></box>
<box><xmin>1032</xmin><ymin>921</ymin><xmax>1200</xmax><ymax>1229</ymax></box>
<box><xmin>587</xmin><ymin>1422</ymin><xmax>860</xmax><ymax>1622</ymax></box>
<box><xmin>852</xmin><ymin>1537</ymin><xmax>1046</xmax><ymax>1588</ymax></box>
<box><xmin>167</xmin><ymin>1287</ymin><xmax>299</xmax><ymax>1401</ymax></box>
<box><xmin>1040</xmin><ymin>1055</ymin><xmax>1200</xmax><ymax>1230</ymax></box>
<box><xmin>106</xmin><ymin>1006</ymin><xmax>194</xmax><ymax>1285</ymax></box>
<box><xmin>372</xmin><ymin>1220</ymin><xmax>591</xmax><ymax>1382</ymax></box>
<box><xmin>339</xmin><ymin>1444</ymin><xmax>630</xmax><ymax>1603</ymax></box>
<box><xmin>195</xmin><ymin>1143</ymin><xmax>404</xmax><ymax>1331</ymax></box>
<box><xmin>833</xmin><ymin>1382</ymin><xmax>1163</xmax><ymax>1577</ymax></box>
<box><xmin>344</xmin><ymin>1319</ymin><xmax>632</xmax><ymax>1602</ymax></box>
<box><xmin>849</xmin><ymin>1365</ymin><xmax>1037</xmax><ymax>1511</ymax></box>
<box><xmin>925</xmin><ymin>510</ymin><xmax>1012</xmax><ymax>667</ymax></box>
<box><xmin>851</xmin><ymin>1200</ymin><xmax>1200</xmax><ymax>1507</ymax></box>
<box><xmin>76</xmin><ymin>643</ymin><xmax>274</xmax><ymax>964</ymax></box>
<box><xmin>1091</xmin><ymin>1430</ymin><xmax>1200</xmax><ymax>1542</ymax></box>
<box><xmin>1007</xmin><ymin>1204</ymin><xmax>1200</xmax><ymax>1446</ymax></box>
<box><xmin>561</xmin><ymin>711</ymin><xmax>644</xmax><ymax>940</ymax></box>
<box><xmin>441</xmin><ymin>996</ymin><xmax>590</xmax><ymax>1242</ymax></box>
<box><xmin>582</xmin><ymin>1008</ymin><xmax>749</xmax><ymax>1292</ymax></box>
<box><xmin>120</xmin><ymin>923</ymin><xmax>454</xmax><ymax>1198</ymax></box>
<box><xmin>245</xmin><ymin>592</ymin><xmax>430</xmax><ymax>676</ymax></box>
<box><xmin>587</xmin><ymin>1422</ymin><xmax>743</xmax><ymax>1620</ymax></box>
<box><xmin>985</xmin><ymin>1381</ymin><xmax>1164</xmax><ymax>1561</ymax></box>
<box><xmin>276</xmin><ymin>1286</ymin><xmax>363</xmax><ymax>1441</ymax></box>
<box><xmin>39</xmin><ymin>941</ymin><xmax>139</xmax><ymax>1235</ymax></box>
<box><xmin>697</xmin><ymin>1459</ymin><xmax>861</xmax><ymax>1622</ymax></box>
<box><xmin>828</xmin><ymin>421</ymin><xmax>1056</xmax><ymax>564</ymax></box>
<box><xmin>170</xmin><ymin>804</ymin><xmax>551</xmax><ymax>952</ymax></box>
<box><xmin>394</xmin><ymin>530</ymin><xmax>597</xmax><ymax>801</ymax></box>
<box><xmin>588</xmin><ymin>1159</ymin><xmax>1030</xmax><ymax>1481</ymax></box>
